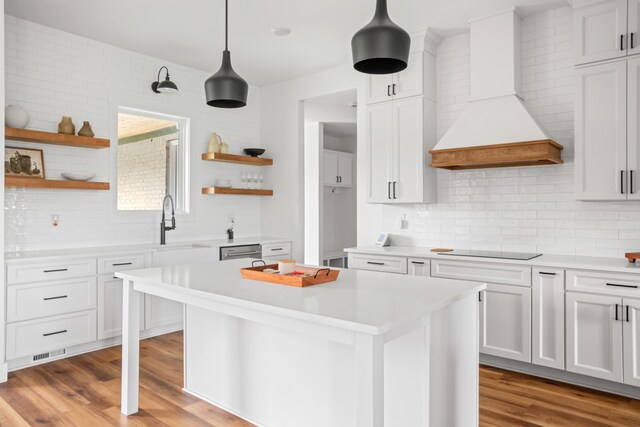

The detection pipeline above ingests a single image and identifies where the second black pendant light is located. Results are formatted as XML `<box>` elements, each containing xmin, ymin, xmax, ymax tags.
<box><xmin>205</xmin><ymin>0</ymin><xmax>248</xmax><ymax>108</ymax></box>
<box><xmin>351</xmin><ymin>0</ymin><xmax>410</xmax><ymax>75</ymax></box>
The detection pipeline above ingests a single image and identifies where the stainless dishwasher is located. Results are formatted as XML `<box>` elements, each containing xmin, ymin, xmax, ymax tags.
<box><xmin>220</xmin><ymin>244</ymin><xmax>262</xmax><ymax>261</ymax></box>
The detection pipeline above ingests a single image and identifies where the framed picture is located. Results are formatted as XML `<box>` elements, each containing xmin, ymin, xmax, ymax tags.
<box><xmin>4</xmin><ymin>147</ymin><xmax>45</xmax><ymax>179</ymax></box>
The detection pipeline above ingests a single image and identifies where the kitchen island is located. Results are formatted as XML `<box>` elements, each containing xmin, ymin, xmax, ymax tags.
<box><xmin>116</xmin><ymin>259</ymin><xmax>485</xmax><ymax>427</ymax></box>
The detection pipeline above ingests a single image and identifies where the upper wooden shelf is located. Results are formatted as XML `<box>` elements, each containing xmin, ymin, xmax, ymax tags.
<box><xmin>5</xmin><ymin>127</ymin><xmax>110</xmax><ymax>149</ymax></box>
<box><xmin>202</xmin><ymin>187</ymin><xmax>273</xmax><ymax>196</ymax></box>
<box><xmin>201</xmin><ymin>152</ymin><xmax>272</xmax><ymax>166</ymax></box>
<box><xmin>5</xmin><ymin>176</ymin><xmax>110</xmax><ymax>190</ymax></box>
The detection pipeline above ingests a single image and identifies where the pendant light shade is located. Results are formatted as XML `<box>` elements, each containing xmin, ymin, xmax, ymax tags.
<box><xmin>205</xmin><ymin>0</ymin><xmax>248</xmax><ymax>108</ymax></box>
<box><xmin>351</xmin><ymin>0</ymin><xmax>411</xmax><ymax>75</ymax></box>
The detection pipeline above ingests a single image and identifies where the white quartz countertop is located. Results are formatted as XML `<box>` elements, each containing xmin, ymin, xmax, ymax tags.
<box><xmin>115</xmin><ymin>259</ymin><xmax>484</xmax><ymax>335</ymax></box>
<box><xmin>4</xmin><ymin>236</ymin><xmax>291</xmax><ymax>263</ymax></box>
<box><xmin>345</xmin><ymin>246</ymin><xmax>640</xmax><ymax>275</ymax></box>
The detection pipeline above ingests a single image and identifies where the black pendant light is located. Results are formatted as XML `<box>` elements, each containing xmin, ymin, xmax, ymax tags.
<box><xmin>351</xmin><ymin>0</ymin><xmax>410</xmax><ymax>75</ymax></box>
<box><xmin>205</xmin><ymin>0</ymin><xmax>248</xmax><ymax>108</ymax></box>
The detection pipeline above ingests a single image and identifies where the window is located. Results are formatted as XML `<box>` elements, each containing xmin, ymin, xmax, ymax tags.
<box><xmin>116</xmin><ymin>107</ymin><xmax>190</xmax><ymax>212</ymax></box>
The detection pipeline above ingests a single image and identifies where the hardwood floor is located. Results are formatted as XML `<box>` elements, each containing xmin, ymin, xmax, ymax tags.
<box><xmin>0</xmin><ymin>331</ymin><xmax>637</xmax><ymax>426</ymax></box>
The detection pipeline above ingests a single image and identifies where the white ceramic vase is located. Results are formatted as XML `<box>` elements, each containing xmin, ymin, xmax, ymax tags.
<box><xmin>5</xmin><ymin>105</ymin><xmax>29</xmax><ymax>129</ymax></box>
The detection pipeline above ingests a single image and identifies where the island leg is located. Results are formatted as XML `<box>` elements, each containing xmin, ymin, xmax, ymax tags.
<box><xmin>121</xmin><ymin>279</ymin><xmax>141</xmax><ymax>415</ymax></box>
<box><xmin>355</xmin><ymin>333</ymin><xmax>384</xmax><ymax>427</ymax></box>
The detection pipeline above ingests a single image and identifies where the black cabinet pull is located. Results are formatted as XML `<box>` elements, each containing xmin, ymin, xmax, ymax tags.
<box><xmin>367</xmin><ymin>261</ymin><xmax>385</xmax><ymax>265</ymax></box>
<box><xmin>387</xmin><ymin>85</ymin><xmax>391</xmax><ymax>96</ymax></box>
<box><xmin>411</xmin><ymin>261</ymin><xmax>425</xmax><ymax>265</ymax></box>
<box><xmin>43</xmin><ymin>329</ymin><xmax>67</xmax><ymax>337</ymax></box>
<box><xmin>336</xmin><ymin>175</ymin><xmax>339</xmax><ymax>183</ymax></box>
<box><xmin>112</xmin><ymin>262</ymin><xmax>133</xmax><ymax>266</ymax></box>
<box><xmin>627</xmin><ymin>305</ymin><xmax>631</xmax><ymax>323</ymax></box>
<box><xmin>621</xmin><ymin>170</ymin><xmax>625</xmax><ymax>194</ymax></box>
<box><xmin>43</xmin><ymin>295</ymin><xmax>68</xmax><ymax>301</ymax></box>
<box><xmin>44</xmin><ymin>268</ymin><xmax>68</xmax><ymax>273</ymax></box>
<box><xmin>632</xmin><ymin>33</ymin><xmax>636</xmax><ymax>49</ymax></box>
<box><xmin>393</xmin><ymin>181</ymin><xmax>397</xmax><ymax>199</ymax></box>
<box><xmin>479</xmin><ymin>291</ymin><xmax>482</xmax><ymax>302</ymax></box>
<box><xmin>388</xmin><ymin>182</ymin><xmax>392</xmax><ymax>199</ymax></box>
<box><xmin>271</xmin><ymin>248</ymin><xmax>283</xmax><ymax>251</ymax></box>
<box><xmin>539</xmin><ymin>272</ymin><xmax>556</xmax><ymax>276</ymax></box>
<box><xmin>392</xmin><ymin>83</ymin><xmax>396</xmax><ymax>95</ymax></box>
<box><xmin>606</xmin><ymin>282</ymin><xmax>638</xmax><ymax>289</ymax></box>
<box><xmin>615</xmin><ymin>304</ymin><xmax>620</xmax><ymax>321</ymax></box>
<box><xmin>631</xmin><ymin>171</ymin><xmax>635</xmax><ymax>194</ymax></box>
<box><xmin>621</xmin><ymin>34</ymin><xmax>626</xmax><ymax>51</ymax></box>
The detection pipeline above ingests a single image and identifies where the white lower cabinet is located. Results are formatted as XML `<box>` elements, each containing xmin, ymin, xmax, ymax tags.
<box><xmin>566</xmin><ymin>292</ymin><xmax>623</xmax><ymax>383</ymax></box>
<box><xmin>407</xmin><ymin>258</ymin><xmax>430</xmax><ymax>276</ymax></box>
<box><xmin>479</xmin><ymin>283</ymin><xmax>531</xmax><ymax>363</ymax></box>
<box><xmin>624</xmin><ymin>298</ymin><xmax>640</xmax><ymax>386</ymax></box>
<box><xmin>97</xmin><ymin>276</ymin><xmax>144</xmax><ymax>340</ymax></box>
<box><xmin>532</xmin><ymin>269</ymin><xmax>565</xmax><ymax>370</ymax></box>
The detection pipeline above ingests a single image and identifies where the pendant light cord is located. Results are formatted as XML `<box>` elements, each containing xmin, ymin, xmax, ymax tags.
<box><xmin>225</xmin><ymin>0</ymin><xmax>228</xmax><ymax>51</ymax></box>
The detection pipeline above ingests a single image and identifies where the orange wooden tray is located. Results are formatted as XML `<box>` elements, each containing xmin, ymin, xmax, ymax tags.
<box><xmin>625</xmin><ymin>252</ymin><xmax>640</xmax><ymax>263</ymax></box>
<box><xmin>240</xmin><ymin>262</ymin><xmax>340</xmax><ymax>287</ymax></box>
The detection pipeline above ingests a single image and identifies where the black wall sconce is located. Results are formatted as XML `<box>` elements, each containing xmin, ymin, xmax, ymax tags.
<box><xmin>151</xmin><ymin>66</ymin><xmax>179</xmax><ymax>93</ymax></box>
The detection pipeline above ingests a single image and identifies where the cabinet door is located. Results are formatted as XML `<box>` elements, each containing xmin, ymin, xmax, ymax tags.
<box><xmin>628</xmin><ymin>57</ymin><xmax>640</xmax><ymax>200</ymax></box>
<box><xmin>366</xmin><ymin>74</ymin><xmax>393</xmax><ymax>104</ymax></box>
<box><xmin>366</xmin><ymin>103</ymin><xmax>393</xmax><ymax>203</ymax></box>
<box><xmin>532</xmin><ymin>269</ymin><xmax>565</xmax><ymax>370</ymax></box>
<box><xmin>629</xmin><ymin>0</ymin><xmax>640</xmax><ymax>55</ymax></box>
<box><xmin>392</xmin><ymin>97</ymin><xmax>424</xmax><ymax>203</ymax></box>
<box><xmin>575</xmin><ymin>61</ymin><xmax>627</xmax><ymax>200</ymax></box>
<box><xmin>337</xmin><ymin>153</ymin><xmax>353</xmax><ymax>187</ymax></box>
<box><xmin>323</xmin><ymin>151</ymin><xmax>339</xmax><ymax>186</ymax></box>
<box><xmin>97</xmin><ymin>276</ymin><xmax>144</xmax><ymax>339</ymax></box>
<box><xmin>479</xmin><ymin>283</ymin><xmax>531</xmax><ymax>363</ymax></box>
<box><xmin>624</xmin><ymin>298</ymin><xmax>640</xmax><ymax>386</ymax></box>
<box><xmin>407</xmin><ymin>258</ymin><xmax>429</xmax><ymax>276</ymax></box>
<box><xmin>574</xmin><ymin>0</ymin><xmax>628</xmax><ymax>65</ymax></box>
<box><xmin>392</xmin><ymin>52</ymin><xmax>423</xmax><ymax>100</ymax></box>
<box><xmin>566</xmin><ymin>292</ymin><xmax>623</xmax><ymax>383</ymax></box>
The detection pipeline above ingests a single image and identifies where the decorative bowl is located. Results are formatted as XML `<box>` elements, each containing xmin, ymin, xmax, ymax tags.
<box><xmin>243</xmin><ymin>148</ymin><xmax>266</xmax><ymax>157</ymax></box>
<box><xmin>61</xmin><ymin>172</ymin><xmax>96</xmax><ymax>181</ymax></box>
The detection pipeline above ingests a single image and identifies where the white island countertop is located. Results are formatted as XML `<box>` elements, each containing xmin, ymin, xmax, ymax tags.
<box><xmin>345</xmin><ymin>246</ymin><xmax>640</xmax><ymax>275</ymax></box>
<box><xmin>116</xmin><ymin>258</ymin><xmax>484</xmax><ymax>335</ymax></box>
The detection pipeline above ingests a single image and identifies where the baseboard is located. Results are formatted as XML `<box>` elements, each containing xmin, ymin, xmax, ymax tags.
<box><xmin>480</xmin><ymin>354</ymin><xmax>640</xmax><ymax>399</ymax></box>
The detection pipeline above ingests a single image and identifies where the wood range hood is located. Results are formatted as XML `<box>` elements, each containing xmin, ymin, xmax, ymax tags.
<box><xmin>430</xmin><ymin>9</ymin><xmax>563</xmax><ymax>170</ymax></box>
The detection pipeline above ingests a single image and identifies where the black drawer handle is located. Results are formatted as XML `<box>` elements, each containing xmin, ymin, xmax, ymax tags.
<box><xmin>616</xmin><ymin>304</ymin><xmax>620</xmax><ymax>321</ymax></box>
<box><xmin>621</xmin><ymin>34</ymin><xmax>626</xmax><ymax>51</ymax></box>
<box><xmin>43</xmin><ymin>295</ymin><xmax>68</xmax><ymax>301</ymax></box>
<box><xmin>411</xmin><ymin>261</ymin><xmax>425</xmax><ymax>265</ymax></box>
<box><xmin>627</xmin><ymin>305</ymin><xmax>631</xmax><ymax>323</ymax></box>
<box><xmin>270</xmin><ymin>248</ymin><xmax>284</xmax><ymax>251</ymax></box>
<box><xmin>112</xmin><ymin>262</ymin><xmax>133</xmax><ymax>266</ymax></box>
<box><xmin>43</xmin><ymin>268</ymin><xmax>68</xmax><ymax>273</ymax></box>
<box><xmin>367</xmin><ymin>261</ymin><xmax>385</xmax><ymax>266</ymax></box>
<box><xmin>539</xmin><ymin>272</ymin><xmax>556</xmax><ymax>276</ymax></box>
<box><xmin>43</xmin><ymin>329</ymin><xmax>67</xmax><ymax>337</ymax></box>
<box><xmin>607</xmin><ymin>282</ymin><xmax>639</xmax><ymax>289</ymax></box>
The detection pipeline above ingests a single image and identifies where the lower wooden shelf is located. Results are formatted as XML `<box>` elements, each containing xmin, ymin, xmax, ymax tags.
<box><xmin>201</xmin><ymin>187</ymin><xmax>273</xmax><ymax>196</ymax></box>
<box><xmin>5</xmin><ymin>176</ymin><xmax>110</xmax><ymax>190</ymax></box>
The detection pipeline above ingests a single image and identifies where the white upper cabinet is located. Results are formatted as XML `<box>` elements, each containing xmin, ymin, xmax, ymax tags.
<box><xmin>574</xmin><ymin>0</ymin><xmax>628</xmax><ymax>65</ymax></box>
<box><xmin>629</xmin><ymin>0</ymin><xmax>640</xmax><ymax>55</ymax></box>
<box><xmin>365</xmin><ymin>52</ymin><xmax>424</xmax><ymax>104</ymax></box>
<box><xmin>393</xmin><ymin>97</ymin><xmax>426</xmax><ymax>203</ymax></box>
<box><xmin>366</xmin><ymin>102</ymin><xmax>394</xmax><ymax>203</ymax></box>
<box><xmin>628</xmin><ymin>57</ymin><xmax>640</xmax><ymax>199</ymax></box>
<box><xmin>323</xmin><ymin>150</ymin><xmax>353</xmax><ymax>188</ymax></box>
<box><xmin>575</xmin><ymin>60</ymin><xmax>628</xmax><ymax>200</ymax></box>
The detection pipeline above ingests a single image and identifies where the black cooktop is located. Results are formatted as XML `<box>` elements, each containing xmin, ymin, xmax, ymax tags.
<box><xmin>439</xmin><ymin>250</ymin><xmax>542</xmax><ymax>261</ymax></box>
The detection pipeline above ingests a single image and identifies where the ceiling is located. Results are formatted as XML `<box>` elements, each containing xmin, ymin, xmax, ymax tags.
<box><xmin>325</xmin><ymin>123</ymin><xmax>357</xmax><ymax>138</ymax></box>
<box><xmin>118</xmin><ymin>113</ymin><xmax>176</xmax><ymax>138</ymax></box>
<box><xmin>6</xmin><ymin>0</ymin><xmax>567</xmax><ymax>87</ymax></box>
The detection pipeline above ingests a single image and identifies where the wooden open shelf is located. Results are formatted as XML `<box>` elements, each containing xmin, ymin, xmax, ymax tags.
<box><xmin>5</xmin><ymin>127</ymin><xmax>110</xmax><ymax>149</ymax></box>
<box><xmin>201</xmin><ymin>187</ymin><xmax>273</xmax><ymax>196</ymax></box>
<box><xmin>201</xmin><ymin>152</ymin><xmax>272</xmax><ymax>166</ymax></box>
<box><xmin>5</xmin><ymin>176</ymin><xmax>110</xmax><ymax>190</ymax></box>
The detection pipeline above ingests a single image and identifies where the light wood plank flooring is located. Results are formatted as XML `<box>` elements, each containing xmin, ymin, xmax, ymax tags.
<box><xmin>0</xmin><ymin>331</ymin><xmax>638</xmax><ymax>426</ymax></box>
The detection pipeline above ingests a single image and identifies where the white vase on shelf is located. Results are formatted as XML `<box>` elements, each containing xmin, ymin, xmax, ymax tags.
<box><xmin>5</xmin><ymin>105</ymin><xmax>29</xmax><ymax>129</ymax></box>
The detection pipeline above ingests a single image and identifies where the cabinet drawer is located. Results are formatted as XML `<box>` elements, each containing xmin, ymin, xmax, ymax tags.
<box><xmin>348</xmin><ymin>253</ymin><xmax>407</xmax><ymax>274</ymax></box>
<box><xmin>262</xmin><ymin>242</ymin><xmax>292</xmax><ymax>258</ymax></box>
<box><xmin>566</xmin><ymin>269</ymin><xmax>640</xmax><ymax>296</ymax></box>
<box><xmin>431</xmin><ymin>259</ymin><xmax>531</xmax><ymax>287</ymax></box>
<box><xmin>6</xmin><ymin>310</ymin><xmax>97</xmax><ymax>360</ymax></box>
<box><xmin>98</xmin><ymin>253</ymin><xmax>146</xmax><ymax>275</ymax></box>
<box><xmin>7</xmin><ymin>258</ymin><xmax>97</xmax><ymax>285</ymax></box>
<box><xmin>7</xmin><ymin>277</ymin><xmax>97</xmax><ymax>323</ymax></box>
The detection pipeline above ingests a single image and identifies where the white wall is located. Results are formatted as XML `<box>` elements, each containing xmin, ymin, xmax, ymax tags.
<box><xmin>261</xmin><ymin>67</ymin><xmax>365</xmax><ymax>260</ymax></box>
<box><xmin>4</xmin><ymin>16</ymin><xmax>263</xmax><ymax>251</ymax></box>
<box><xmin>360</xmin><ymin>6</ymin><xmax>640</xmax><ymax>258</ymax></box>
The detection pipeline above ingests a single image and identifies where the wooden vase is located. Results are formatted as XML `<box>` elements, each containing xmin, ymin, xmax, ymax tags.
<box><xmin>78</xmin><ymin>121</ymin><xmax>94</xmax><ymax>137</ymax></box>
<box><xmin>58</xmin><ymin>116</ymin><xmax>75</xmax><ymax>135</ymax></box>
